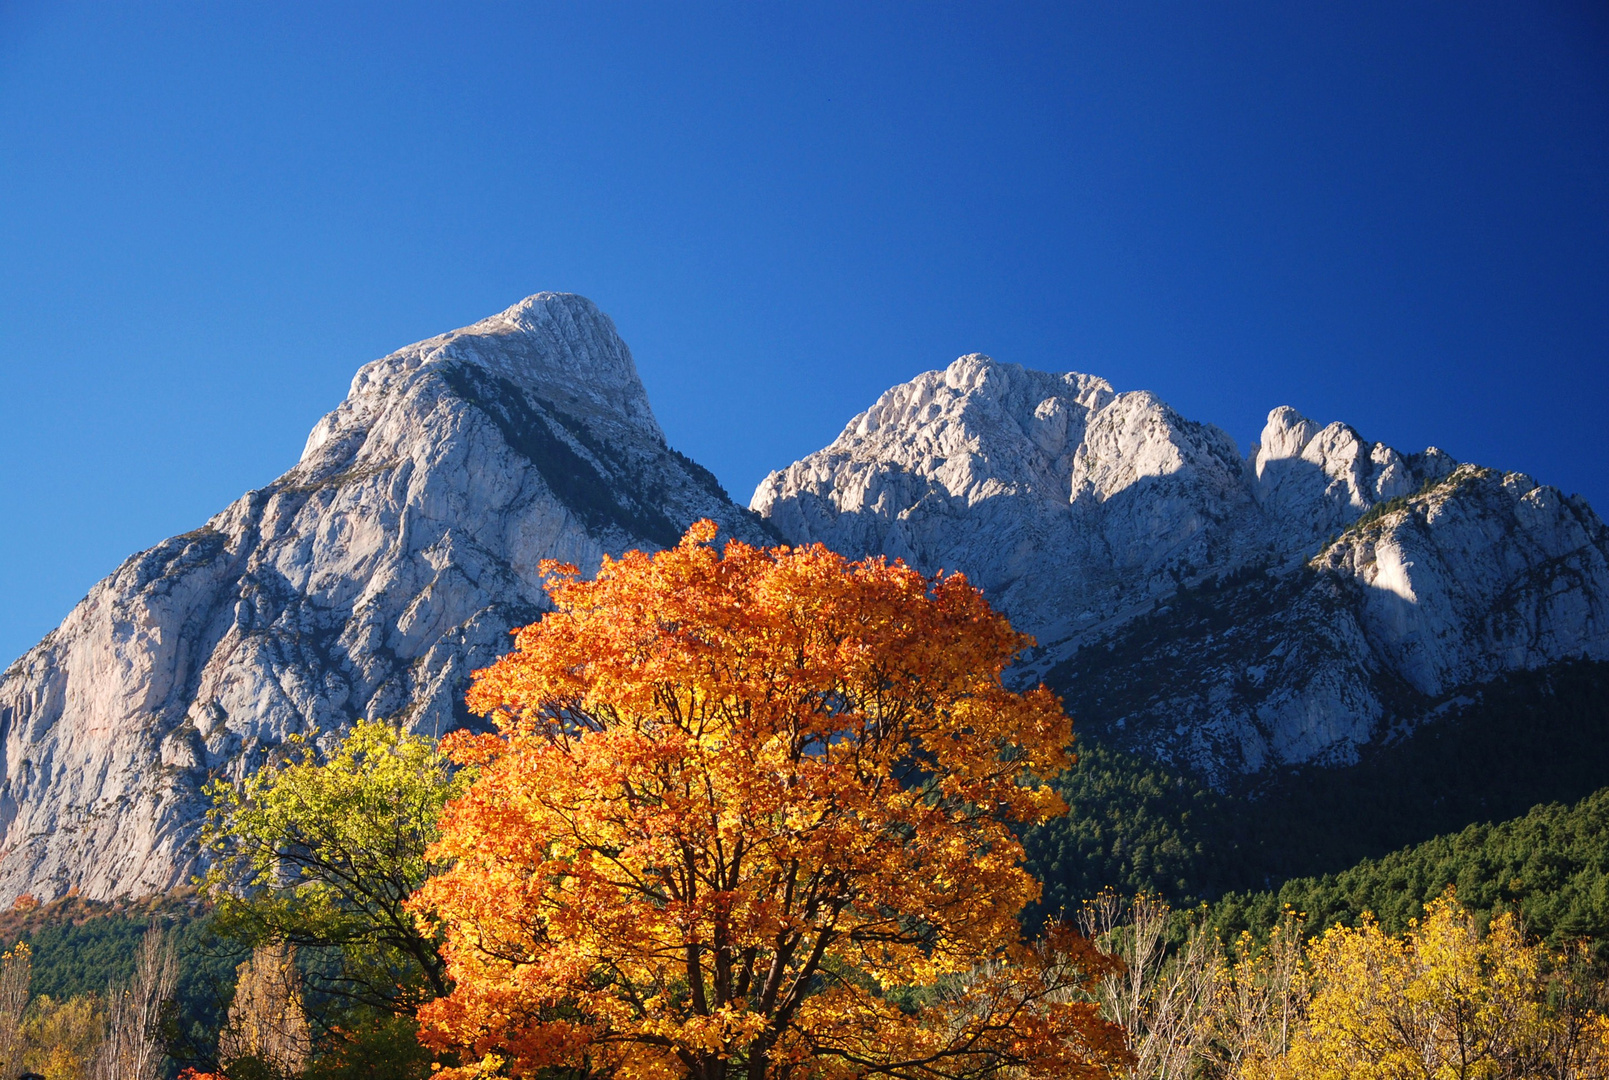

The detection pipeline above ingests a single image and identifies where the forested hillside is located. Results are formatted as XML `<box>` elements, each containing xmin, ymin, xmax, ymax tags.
<box><xmin>1208</xmin><ymin>784</ymin><xmax>1609</xmax><ymax>956</ymax></box>
<box><xmin>0</xmin><ymin>893</ymin><xmax>241</xmax><ymax>1059</ymax></box>
<box><xmin>1026</xmin><ymin>658</ymin><xmax>1609</xmax><ymax>917</ymax></box>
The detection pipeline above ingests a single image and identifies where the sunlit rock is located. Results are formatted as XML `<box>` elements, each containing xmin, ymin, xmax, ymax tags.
<box><xmin>0</xmin><ymin>293</ymin><xmax>770</xmax><ymax>902</ymax></box>
<box><xmin>755</xmin><ymin>360</ymin><xmax>1609</xmax><ymax>780</ymax></box>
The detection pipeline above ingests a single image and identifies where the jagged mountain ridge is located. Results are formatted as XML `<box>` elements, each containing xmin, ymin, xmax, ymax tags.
<box><xmin>0</xmin><ymin>293</ymin><xmax>771</xmax><ymax>902</ymax></box>
<box><xmin>3</xmin><ymin>303</ymin><xmax>1605</xmax><ymax>903</ymax></box>
<box><xmin>752</xmin><ymin>354</ymin><xmax>1609</xmax><ymax>779</ymax></box>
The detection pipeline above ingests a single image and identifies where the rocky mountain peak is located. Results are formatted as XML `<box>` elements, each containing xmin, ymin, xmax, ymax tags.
<box><xmin>1257</xmin><ymin>405</ymin><xmax>1323</xmax><ymax>463</ymax></box>
<box><xmin>765</xmin><ymin>354</ymin><xmax>1122</xmax><ymax>520</ymax></box>
<box><xmin>447</xmin><ymin>291</ymin><xmax>658</xmax><ymax>431</ymax></box>
<box><xmin>1252</xmin><ymin>404</ymin><xmax>1458</xmax><ymax>542</ymax></box>
<box><xmin>0</xmin><ymin>294</ymin><xmax>766</xmax><ymax>903</ymax></box>
<box><xmin>756</xmin><ymin>357</ymin><xmax>1609</xmax><ymax>779</ymax></box>
<box><xmin>750</xmin><ymin>357</ymin><xmax>1260</xmax><ymax>692</ymax></box>
<box><xmin>299</xmin><ymin>292</ymin><xmax>661</xmax><ymax>475</ymax></box>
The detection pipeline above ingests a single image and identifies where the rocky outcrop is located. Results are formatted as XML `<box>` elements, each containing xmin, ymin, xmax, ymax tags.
<box><xmin>753</xmin><ymin>355</ymin><xmax>1609</xmax><ymax>780</ymax></box>
<box><xmin>1253</xmin><ymin>404</ymin><xmax>1457</xmax><ymax>541</ymax></box>
<box><xmin>6</xmin><ymin>310</ymin><xmax>1605</xmax><ymax>901</ymax></box>
<box><xmin>0</xmin><ymin>293</ymin><xmax>770</xmax><ymax>902</ymax></box>
<box><xmin>1317</xmin><ymin>465</ymin><xmax>1609</xmax><ymax>699</ymax></box>
<box><xmin>752</xmin><ymin>356</ymin><xmax>1259</xmax><ymax>655</ymax></box>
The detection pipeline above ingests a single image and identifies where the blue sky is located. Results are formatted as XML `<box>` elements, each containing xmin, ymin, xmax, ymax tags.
<box><xmin>1</xmin><ymin>2</ymin><xmax>1606</xmax><ymax>665</ymax></box>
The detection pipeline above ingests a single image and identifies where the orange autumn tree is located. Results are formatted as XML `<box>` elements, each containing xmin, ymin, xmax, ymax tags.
<box><xmin>412</xmin><ymin>521</ymin><xmax>1131</xmax><ymax>1080</ymax></box>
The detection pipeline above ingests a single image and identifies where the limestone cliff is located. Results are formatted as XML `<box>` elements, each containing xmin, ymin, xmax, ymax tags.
<box><xmin>0</xmin><ymin>293</ymin><xmax>769</xmax><ymax>901</ymax></box>
<box><xmin>7</xmin><ymin>321</ymin><xmax>1605</xmax><ymax>901</ymax></box>
<box><xmin>752</xmin><ymin>355</ymin><xmax>1609</xmax><ymax>779</ymax></box>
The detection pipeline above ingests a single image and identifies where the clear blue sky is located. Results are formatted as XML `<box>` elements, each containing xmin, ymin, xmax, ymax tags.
<box><xmin>2</xmin><ymin>2</ymin><xmax>1606</xmax><ymax>666</ymax></box>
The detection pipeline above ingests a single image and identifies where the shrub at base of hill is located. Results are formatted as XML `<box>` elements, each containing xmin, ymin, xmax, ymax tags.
<box><xmin>1272</xmin><ymin>894</ymin><xmax>1609</xmax><ymax>1080</ymax></box>
<box><xmin>21</xmin><ymin>993</ymin><xmax>103</xmax><ymax>1080</ymax></box>
<box><xmin>199</xmin><ymin>719</ymin><xmax>470</xmax><ymax>1079</ymax></box>
<box><xmin>300</xmin><ymin>1013</ymin><xmax>433</xmax><ymax>1080</ymax></box>
<box><xmin>1080</xmin><ymin>889</ymin><xmax>1609</xmax><ymax>1078</ymax></box>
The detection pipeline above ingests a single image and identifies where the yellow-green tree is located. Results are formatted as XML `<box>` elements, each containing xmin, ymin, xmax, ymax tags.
<box><xmin>1275</xmin><ymin>890</ymin><xmax>1609</xmax><ymax>1080</ymax></box>
<box><xmin>0</xmin><ymin>942</ymin><xmax>29</xmax><ymax>1079</ymax></box>
<box><xmin>218</xmin><ymin>943</ymin><xmax>313</xmax><ymax>1079</ymax></box>
<box><xmin>1210</xmin><ymin>909</ymin><xmax>1306</xmax><ymax>1080</ymax></box>
<box><xmin>21</xmin><ymin>994</ymin><xmax>103</xmax><ymax>1080</ymax></box>
<box><xmin>205</xmin><ymin>720</ymin><xmax>470</xmax><ymax>1079</ymax></box>
<box><xmin>203</xmin><ymin>720</ymin><xmax>472</xmax><ymax>1016</ymax></box>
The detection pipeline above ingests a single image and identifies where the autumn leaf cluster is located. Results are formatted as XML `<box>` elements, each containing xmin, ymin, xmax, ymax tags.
<box><xmin>410</xmin><ymin>521</ymin><xmax>1131</xmax><ymax>1080</ymax></box>
<box><xmin>1267</xmin><ymin>892</ymin><xmax>1609</xmax><ymax>1079</ymax></box>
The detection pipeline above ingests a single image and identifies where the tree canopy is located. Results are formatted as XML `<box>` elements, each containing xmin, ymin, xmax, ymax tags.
<box><xmin>412</xmin><ymin>521</ymin><xmax>1131</xmax><ymax>1080</ymax></box>
<box><xmin>1208</xmin><ymin>785</ymin><xmax>1609</xmax><ymax>959</ymax></box>
<box><xmin>1271</xmin><ymin>892</ymin><xmax>1609</xmax><ymax>1079</ymax></box>
<box><xmin>202</xmin><ymin>720</ymin><xmax>472</xmax><ymax>1018</ymax></box>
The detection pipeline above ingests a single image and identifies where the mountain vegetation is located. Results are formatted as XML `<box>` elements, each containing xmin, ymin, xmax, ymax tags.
<box><xmin>0</xmin><ymin>893</ymin><xmax>241</xmax><ymax>1060</ymax></box>
<box><xmin>1027</xmin><ymin>658</ymin><xmax>1609</xmax><ymax>916</ymax></box>
<box><xmin>1076</xmin><ymin>888</ymin><xmax>1609</xmax><ymax>1079</ymax></box>
<box><xmin>9</xmin><ymin>724</ymin><xmax>1609</xmax><ymax>1077</ymax></box>
<box><xmin>1208</xmin><ymin>784</ymin><xmax>1609</xmax><ymax>960</ymax></box>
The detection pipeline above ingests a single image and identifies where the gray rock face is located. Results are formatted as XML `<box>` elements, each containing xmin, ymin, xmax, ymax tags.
<box><xmin>1317</xmin><ymin>466</ymin><xmax>1609</xmax><ymax>700</ymax></box>
<box><xmin>0</xmin><ymin>293</ymin><xmax>769</xmax><ymax>902</ymax></box>
<box><xmin>752</xmin><ymin>355</ymin><xmax>1609</xmax><ymax>779</ymax></box>
<box><xmin>7</xmin><ymin>313</ymin><xmax>1606</xmax><ymax>901</ymax></box>
<box><xmin>752</xmin><ymin>356</ymin><xmax>1257</xmax><ymax>654</ymax></box>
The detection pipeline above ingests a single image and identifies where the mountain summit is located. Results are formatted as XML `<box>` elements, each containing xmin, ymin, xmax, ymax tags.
<box><xmin>752</xmin><ymin>353</ymin><xmax>1609</xmax><ymax>777</ymax></box>
<box><xmin>0</xmin><ymin>293</ymin><xmax>768</xmax><ymax>902</ymax></box>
